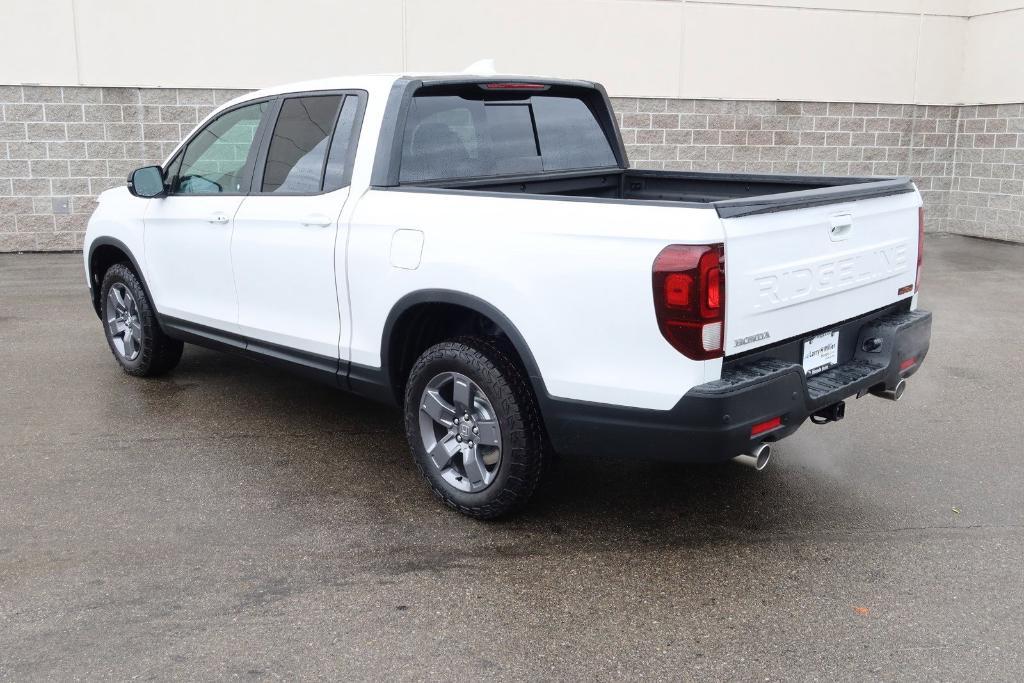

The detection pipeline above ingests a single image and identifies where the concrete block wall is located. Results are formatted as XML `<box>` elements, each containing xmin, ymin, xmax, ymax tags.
<box><xmin>1</xmin><ymin>85</ymin><xmax>1023</xmax><ymax>251</ymax></box>
<box><xmin>948</xmin><ymin>105</ymin><xmax>1024</xmax><ymax>241</ymax></box>
<box><xmin>0</xmin><ymin>86</ymin><xmax>245</xmax><ymax>251</ymax></box>
<box><xmin>613</xmin><ymin>98</ymin><xmax>963</xmax><ymax>236</ymax></box>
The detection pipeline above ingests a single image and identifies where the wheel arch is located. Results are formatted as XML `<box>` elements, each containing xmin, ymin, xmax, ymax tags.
<box><xmin>365</xmin><ymin>289</ymin><xmax>549</xmax><ymax>408</ymax></box>
<box><xmin>87</xmin><ymin>237</ymin><xmax>156</xmax><ymax>319</ymax></box>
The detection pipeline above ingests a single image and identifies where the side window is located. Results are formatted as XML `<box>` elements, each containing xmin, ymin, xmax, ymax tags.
<box><xmin>261</xmin><ymin>95</ymin><xmax>343</xmax><ymax>193</ymax></box>
<box><xmin>170</xmin><ymin>101</ymin><xmax>267</xmax><ymax>195</ymax></box>
<box><xmin>323</xmin><ymin>96</ymin><xmax>361</xmax><ymax>192</ymax></box>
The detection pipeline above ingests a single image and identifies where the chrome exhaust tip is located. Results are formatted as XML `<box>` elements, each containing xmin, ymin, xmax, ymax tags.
<box><xmin>871</xmin><ymin>378</ymin><xmax>906</xmax><ymax>402</ymax></box>
<box><xmin>733</xmin><ymin>443</ymin><xmax>772</xmax><ymax>471</ymax></box>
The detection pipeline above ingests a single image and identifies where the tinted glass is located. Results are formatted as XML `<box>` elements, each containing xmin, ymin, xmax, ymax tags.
<box><xmin>173</xmin><ymin>101</ymin><xmax>267</xmax><ymax>194</ymax></box>
<box><xmin>399</xmin><ymin>92</ymin><xmax>616</xmax><ymax>182</ymax></box>
<box><xmin>323</xmin><ymin>96</ymin><xmax>360</xmax><ymax>192</ymax></box>
<box><xmin>262</xmin><ymin>95</ymin><xmax>343</xmax><ymax>193</ymax></box>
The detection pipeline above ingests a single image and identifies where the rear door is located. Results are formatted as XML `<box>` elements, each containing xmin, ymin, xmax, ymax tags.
<box><xmin>720</xmin><ymin>191</ymin><xmax>921</xmax><ymax>356</ymax></box>
<box><xmin>230</xmin><ymin>91</ymin><xmax>364</xmax><ymax>363</ymax></box>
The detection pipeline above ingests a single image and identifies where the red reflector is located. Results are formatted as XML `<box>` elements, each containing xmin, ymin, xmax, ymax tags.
<box><xmin>899</xmin><ymin>357</ymin><xmax>917</xmax><ymax>371</ymax></box>
<box><xmin>916</xmin><ymin>207</ymin><xmax>924</xmax><ymax>292</ymax></box>
<box><xmin>480</xmin><ymin>82</ymin><xmax>549</xmax><ymax>90</ymax></box>
<box><xmin>751</xmin><ymin>416</ymin><xmax>782</xmax><ymax>437</ymax></box>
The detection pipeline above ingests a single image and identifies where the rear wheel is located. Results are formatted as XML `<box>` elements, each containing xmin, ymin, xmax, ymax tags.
<box><xmin>404</xmin><ymin>337</ymin><xmax>545</xmax><ymax>519</ymax></box>
<box><xmin>100</xmin><ymin>263</ymin><xmax>183</xmax><ymax>377</ymax></box>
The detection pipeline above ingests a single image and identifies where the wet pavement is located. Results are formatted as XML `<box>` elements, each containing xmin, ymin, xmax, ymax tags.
<box><xmin>1</xmin><ymin>234</ymin><xmax>1022</xmax><ymax>679</ymax></box>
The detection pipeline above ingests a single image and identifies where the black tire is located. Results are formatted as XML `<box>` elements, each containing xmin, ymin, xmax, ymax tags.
<box><xmin>99</xmin><ymin>263</ymin><xmax>183</xmax><ymax>377</ymax></box>
<box><xmin>404</xmin><ymin>336</ymin><xmax>546</xmax><ymax>520</ymax></box>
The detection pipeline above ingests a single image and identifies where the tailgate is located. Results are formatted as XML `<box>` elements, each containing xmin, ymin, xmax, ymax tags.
<box><xmin>719</xmin><ymin>188</ymin><xmax>920</xmax><ymax>356</ymax></box>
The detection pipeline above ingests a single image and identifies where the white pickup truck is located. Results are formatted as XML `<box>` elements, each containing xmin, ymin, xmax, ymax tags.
<box><xmin>84</xmin><ymin>73</ymin><xmax>932</xmax><ymax>518</ymax></box>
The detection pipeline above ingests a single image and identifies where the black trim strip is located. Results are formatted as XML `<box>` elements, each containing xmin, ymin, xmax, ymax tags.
<box><xmin>374</xmin><ymin>183</ymin><xmax>705</xmax><ymax>209</ymax></box>
<box><xmin>158</xmin><ymin>315</ymin><xmax>344</xmax><ymax>387</ymax></box>
<box><xmin>374</xmin><ymin>289</ymin><xmax>550</xmax><ymax>408</ymax></box>
<box><xmin>713</xmin><ymin>176</ymin><xmax>915</xmax><ymax>218</ymax></box>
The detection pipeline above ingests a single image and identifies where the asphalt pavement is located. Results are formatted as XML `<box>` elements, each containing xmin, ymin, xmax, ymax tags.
<box><xmin>1</xmin><ymin>234</ymin><xmax>1022</xmax><ymax>680</ymax></box>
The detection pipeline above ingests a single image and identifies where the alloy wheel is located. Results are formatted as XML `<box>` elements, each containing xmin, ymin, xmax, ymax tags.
<box><xmin>417</xmin><ymin>371</ymin><xmax>502</xmax><ymax>493</ymax></box>
<box><xmin>106</xmin><ymin>283</ymin><xmax>142</xmax><ymax>361</ymax></box>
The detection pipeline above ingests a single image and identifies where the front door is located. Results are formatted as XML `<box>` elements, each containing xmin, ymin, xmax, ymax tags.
<box><xmin>144</xmin><ymin>100</ymin><xmax>270</xmax><ymax>332</ymax></box>
<box><xmin>231</xmin><ymin>92</ymin><xmax>364</xmax><ymax>364</ymax></box>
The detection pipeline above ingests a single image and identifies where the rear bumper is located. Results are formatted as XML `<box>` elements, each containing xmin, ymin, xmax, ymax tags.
<box><xmin>542</xmin><ymin>307</ymin><xmax>932</xmax><ymax>462</ymax></box>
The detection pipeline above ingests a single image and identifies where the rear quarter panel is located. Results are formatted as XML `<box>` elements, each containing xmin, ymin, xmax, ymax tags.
<box><xmin>346</xmin><ymin>189</ymin><xmax>724</xmax><ymax>410</ymax></box>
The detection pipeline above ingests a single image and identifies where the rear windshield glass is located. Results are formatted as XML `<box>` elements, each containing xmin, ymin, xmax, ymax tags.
<box><xmin>399</xmin><ymin>87</ymin><xmax>617</xmax><ymax>182</ymax></box>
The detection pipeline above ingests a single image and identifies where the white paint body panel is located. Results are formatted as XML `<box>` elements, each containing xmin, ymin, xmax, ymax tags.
<box><xmin>82</xmin><ymin>187</ymin><xmax>146</xmax><ymax>286</ymax></box>
<box><xmin>143</xmin><ymin>194</ymin><xmax>243</xmax><ymax>331</ymax></box>
<box><xmin>83</xmin><ymin>72</ymin><xmax>924</xmax><ymax>416</ymax></box>
<box><xmin>232</xmin><ymin>189</ymin><xmax>350</xmax><ymax>358</ymax></box>
<box><xmin>348</xmin><ymin>189</ymin><xmax>725</xmax><ymax>410</ymax></box>
<box><xmin>721</xmin><ymin>191</ymin><xmax>921</xmax><ymax>355</ymax></box>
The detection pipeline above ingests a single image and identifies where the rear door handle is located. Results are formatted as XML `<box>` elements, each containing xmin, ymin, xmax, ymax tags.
<box><xmin>207</xmin><ymin>212</ymin><xmax>230</xmax><ymax>224</ymax></box>
<box><xmin>300</xmin><ymin>213</ymin><xmax>333</xmax><ymax>228</ymax></box>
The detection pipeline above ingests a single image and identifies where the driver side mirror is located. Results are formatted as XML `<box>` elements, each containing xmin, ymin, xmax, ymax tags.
<box><xmin>127</xmin><ymin>165</ymin><xmax>166</xmax><ymax>198</ymax></box>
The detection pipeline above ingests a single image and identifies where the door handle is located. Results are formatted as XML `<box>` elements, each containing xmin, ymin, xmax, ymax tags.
<box><xmin>300</xmin><ymin>213</ymin><xmax>333</xmax><ymax>228</ymax></box>
<box><xmin>207</xmin><ymin>212</ymin><xmax>230</xmax><ymax>224</ymax></box>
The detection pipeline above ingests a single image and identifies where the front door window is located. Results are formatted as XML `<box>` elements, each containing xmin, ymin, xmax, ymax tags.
<box><xmin>170</xmin><ymin>101</ymin><xmax>268</xmax><ymax>194</ymax></box>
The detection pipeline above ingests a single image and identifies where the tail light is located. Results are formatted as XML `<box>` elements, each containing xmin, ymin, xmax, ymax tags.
<box><xmin>916</xmin><ymin>207</ymin><xmax>924</xmax><ymax>292</ymax></box>
<box><xmin>478</xmin><ymin>82</ymin><xmax>550</xmax><ymax>91</ymax></box>
<box><xmin>653</xmin><ymin>244</ymin><xmax>725</xmax><ymax>360</ymax></box>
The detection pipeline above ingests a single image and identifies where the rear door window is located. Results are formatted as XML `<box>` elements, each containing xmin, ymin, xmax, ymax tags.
<box><xmin>322</xmin><ymin>96</ymin><xmax>362</xmax><ymax>192</ymax></box>
<box><xmin>399</xmin><ymin>87</ymin><xmax>617</xmax><ymax>182</ymax></box>
<box><xmin>261</xmin><ymin>95</ymin><xmax>343</xmax><ymax>194</ymax></box>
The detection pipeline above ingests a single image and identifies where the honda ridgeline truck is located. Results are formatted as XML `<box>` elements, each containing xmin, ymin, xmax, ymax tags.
<box><xmin>84</xmin><ymin>73</ymin><xmax>932</xmax><ymax>518</ymax></box>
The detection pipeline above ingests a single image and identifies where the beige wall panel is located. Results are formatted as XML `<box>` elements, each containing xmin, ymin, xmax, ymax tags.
<box><xmin>72</xmin><ymin>0</ymin><xmax>404</xmax><ymax>88</ymax></box>
<box><xmin>687</xmin><ymin>0</ymin><xmax>936</xmax><ymax>16</ymax></box>
<box><xmin>1</xmin><ymin>0</ymin><xmax>1022</xmax><ymax>104</ymax></box>
<box><xmin>0</xmin><ymin>0</ymin><xmax>79</xmax><ymax>84</ymax></box>
<box><xmin>966</xmin><ymin>0</ymin><xmax>1024</xmax><ymax>15</ymax></box>
<box><xmin>404</xmin><ymin>0</ymin><xmax>684</xmax><ymax>98</ymax></box>
<box><xmin>960</xmin><ymin>8</ymin><xmax>1024</xmax><ymax>102</ymax></box>
<box><xmin>681</xmin><ymin>3</ymin><xmax>921</xmax><ymax>102</ymax></box>
<box><xmin>915</xmin><ymin>14</ymin><xmax>966</xmax><ymax>104</ymax></box>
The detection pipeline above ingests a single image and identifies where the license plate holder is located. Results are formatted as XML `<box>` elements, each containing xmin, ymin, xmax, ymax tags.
<box><xmin>802</xmin><ymin>330</ymin><xmax>839</xmax><ymax>377</ymax></box>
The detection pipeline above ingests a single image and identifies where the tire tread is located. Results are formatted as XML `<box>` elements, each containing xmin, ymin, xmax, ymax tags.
<box><xmin>404</xmin><ymin>335</ymin><xmax>545</xmax><ymax>520</ymax></box>
<box><xmin>100</xmin><ymin>263</ymin><xmax>183</xmax><ymax>377</ymax></box>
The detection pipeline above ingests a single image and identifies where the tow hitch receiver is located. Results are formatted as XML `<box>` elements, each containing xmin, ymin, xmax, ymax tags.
<box><xmin>811</xmin><ymin>401</ymin><xmax>846</xmax><ymax>425</ymax></box>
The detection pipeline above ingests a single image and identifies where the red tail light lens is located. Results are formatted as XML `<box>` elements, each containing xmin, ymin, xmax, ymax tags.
<box><xmin>653</xmin><ymin>244</ymin><xmax>725</xmax><ymax>360</ymax></box>
<box><xmin>916</xmin><ymin>207</ymin><xmax>924</xmax><ymax>292</ymax></box>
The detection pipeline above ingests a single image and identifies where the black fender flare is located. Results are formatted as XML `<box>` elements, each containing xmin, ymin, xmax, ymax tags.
<box><xmin>359</xmin><ymin>289</ymin><xmax>549</xmax><ymax>407</ymax></box>
<box><xmin>86</xmin><ymin>237</ymin><xmax>158</xmax><ymax>319</ymax></box>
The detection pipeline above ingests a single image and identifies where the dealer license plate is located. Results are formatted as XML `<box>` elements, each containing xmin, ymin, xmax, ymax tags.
<box><xmin>802</xmin><ymin>330</ymin><xmax>839</xmax><ymax>377</ymax></box>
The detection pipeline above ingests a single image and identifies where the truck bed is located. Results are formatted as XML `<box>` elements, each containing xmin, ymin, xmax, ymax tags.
<box><xmin>406</xmin><ymin>169</ymin><xmax>915</xmax><ymax>218</ymax></box>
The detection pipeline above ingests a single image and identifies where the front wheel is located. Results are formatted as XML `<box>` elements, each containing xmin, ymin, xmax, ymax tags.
<box><xmin>100</xmin><ymin>263</ymin><xmax>183</xmax><ymax>377</ymax></box>
<box><xmin>404</xmin><ymin>337</ymin><xmax>546</xmax><ymax>519</ymax></box>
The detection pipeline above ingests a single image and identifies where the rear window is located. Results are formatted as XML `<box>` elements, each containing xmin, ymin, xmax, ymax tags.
<box><xmin>399</xmin><ymin>86</ymin><xmax>617</xmax><ymax>182</ymax></box>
